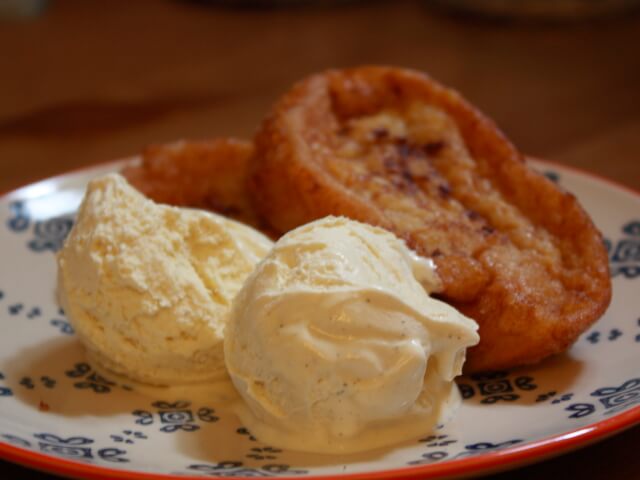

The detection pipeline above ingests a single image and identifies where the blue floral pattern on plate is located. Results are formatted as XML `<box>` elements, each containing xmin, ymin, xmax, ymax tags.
<box><xmin>605</xmin><ymin>221</ymin><xmax>640</xmax><ymax>278</ymax></box>
<box><xmin>0</xmin><ymin>160</ymin><xmax>639</xmax><ymax>479</ymax></box>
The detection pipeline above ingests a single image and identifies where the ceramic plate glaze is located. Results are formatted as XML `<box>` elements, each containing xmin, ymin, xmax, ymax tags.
<box><xmin>0</xmin><ymin>160</ymin><xmax>638</xmax><ymax>480</ymax></box>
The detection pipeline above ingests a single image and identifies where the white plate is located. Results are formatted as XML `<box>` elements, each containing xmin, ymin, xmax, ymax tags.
<box><xmin>0</xmin><ymin>160</ymin><xmax>638</xmax><ymax>480</ymax></box>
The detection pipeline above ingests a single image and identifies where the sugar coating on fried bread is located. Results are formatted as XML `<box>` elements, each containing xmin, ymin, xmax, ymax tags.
<box><xmin>250</xmin><ymin>66</ymin><xmax>612</xmax><ymax>372</ymax></box>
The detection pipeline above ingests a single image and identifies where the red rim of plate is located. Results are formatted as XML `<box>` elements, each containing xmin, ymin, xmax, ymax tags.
<box><xmin>0</xmin><ymin>158</ymin><xmax>639</xmax><ymax>480</ymax></box>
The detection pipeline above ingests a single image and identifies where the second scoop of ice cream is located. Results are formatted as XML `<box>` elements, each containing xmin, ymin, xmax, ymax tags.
<box><xmin>224</xmin><ymin>216</ymin><xmax>480</xmax><ymax>454</ymax></box>
<box><xmin>57</xmin><ymin>173</ymin><xmax>273</xmax><ymax>385</ymax></box>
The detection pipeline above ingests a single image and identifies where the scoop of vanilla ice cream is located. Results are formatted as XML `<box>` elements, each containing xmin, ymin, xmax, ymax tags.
<box><xmin>224</xmin><ymin>216</ymin><xmax>479</xmax><ymax>454</ymax></box>
<box><xmin>57</xmin><ymin>173</ymin><xmax>273</xmax><ymax>385</ymax></box>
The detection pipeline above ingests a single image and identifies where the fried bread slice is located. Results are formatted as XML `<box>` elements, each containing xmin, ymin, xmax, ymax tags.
<box><xmin>250</xmin><ymin>66</ymin><xmax>612</xmax><ymax>372</ymax></box>
<box><xmin>121</xmin><ymin>138</ymin><xmax>263</xmax><ymax>229</ymax></box>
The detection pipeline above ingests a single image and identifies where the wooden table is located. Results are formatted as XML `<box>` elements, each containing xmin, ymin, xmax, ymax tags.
<box><xmin>0</xmin><ymin>1</ymin><xmax>638</xmax><ymax>478</ymax></box>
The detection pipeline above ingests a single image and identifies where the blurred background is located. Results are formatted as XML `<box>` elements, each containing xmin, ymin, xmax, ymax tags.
<box><xmin>0</xmin><ymin>0</ymin><xmax>639</xmax><ymax>194</ymax></box>
<box><xmin>0</xmin><ymin>1</ymin><xmax>639</xmax><ymax>478</ymax></box>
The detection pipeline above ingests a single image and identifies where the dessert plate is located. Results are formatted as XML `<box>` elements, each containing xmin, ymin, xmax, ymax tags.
<box><xmin>0</xmin><ymin>159</ymin><xmax>638</xmax><ymax>480</ymax></box>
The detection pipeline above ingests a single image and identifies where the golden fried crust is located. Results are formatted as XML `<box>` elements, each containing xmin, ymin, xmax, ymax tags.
<box><xmin>251</xmin><ymin>66</ymin><xmax>612</xmax><ymax>372</ymax></box>
<box><xmin>121</xmin><ymin>138</ymin><xmax>264</xmax><ymax>229</ymax></box>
